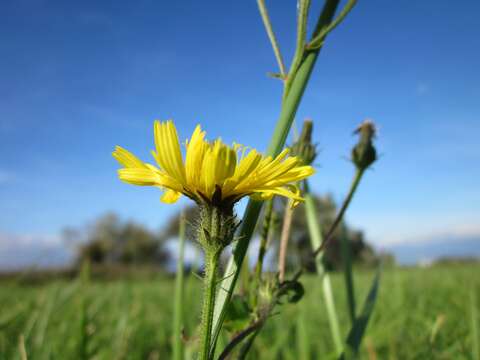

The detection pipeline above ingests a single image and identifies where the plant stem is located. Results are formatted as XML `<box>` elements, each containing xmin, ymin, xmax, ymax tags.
<box><xmin>304</xmin><ymin>182</ymin><xmax>343</xmax><ymax>356</ymax></box>
<box><xmin>199</xmin><ymin>249</ymin><xmax>220</xmax><ymax>360</ymax></box>
<box><xmin>173</xmin><ymin>210</ymin><xmax>186</xmax><ymax>360</ymax></box>
<box><xmin>340</xmin><ymin>226</ymin><xmax>356</xmax><ymax>325</ymax></box>
<box><xmin>217</xmin><ymin>320</ymin><xmax>263</xmax><ymax>360</ymax></box>
<box><xmin>308</xmin><ymin>0</ymin><xmax>357</xmax><ymax>49</ymax></box>
<box><xmin>471</xmin><ymin>289</ymin><xmax>479</xmax><ymax>360</ymax></box>
<box><xmin>79</xmin><ymin>260</ymin><xmax>90</xmax><ymax>360</ymax></box>
<box><xmin>237</xmin><ymin>329</ymin><xmax>261</xmax><ymax>360</ymax></box>
<box><xmin>322</xmin><ymin>275</ymin><xmax>343</xmax><ymax>356</ymax></box>
<box><xmin>211</xmin><ymin>1</ymin><xmax>342</xmax><ymax>353</ymax></box>
<box><xmin>303</xmin><ymin>184</ymin><xmax>325</xmax><ymax>273</ymax></box>
<box><xmin>278</xmin><ymin>200</ymin><xmax>294</xmax><ymax>282</ymax></box>
<box><xmin>18</xmin><ymin>335</ymin><xmax>27</xmax><ymax>360</ymax></box>
<box><xmin>254</xmin><ymin>199</ymin><xmax>274</xmax><ymax>283</ymax></box>
<box><xmin>256</xmin><ymin>0</ymin><xmax>287</xmax><ymax>77</ymax></box>
<box><xmin>284</xmin><ymin>0</ymin><xmax>311</xmax><ymax>99</ymax></box>
<box><xmin>313</xmin><ymin>168</ymin><xmax>364</xmax><ymax>257</ymax></box>
<box><xmin>252</xmin><ymin>199</ymin><xmax>276</xmax><ymax>307</ymax></box>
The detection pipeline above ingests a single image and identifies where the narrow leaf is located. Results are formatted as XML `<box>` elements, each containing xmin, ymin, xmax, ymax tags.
<box><xmin>339</xmin><ymin>267</ymin><xmax>381</xmax><ymax>359</ymax></box>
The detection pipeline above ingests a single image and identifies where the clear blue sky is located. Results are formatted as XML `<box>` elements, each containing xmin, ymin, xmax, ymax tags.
<box><xmin>1</xmin><ymin>0</ymin><xmax>479</xmax><ymax>255</ymax></box>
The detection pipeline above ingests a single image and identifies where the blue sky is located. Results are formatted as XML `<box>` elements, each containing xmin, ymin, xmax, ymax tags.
<box><xmin>1</xmin><ymin>0</ymin><xmax>479</xmax><ymax>260</ymax></box>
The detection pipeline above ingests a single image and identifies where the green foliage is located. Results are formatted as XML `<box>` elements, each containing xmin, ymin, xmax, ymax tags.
<box><xmin>223</xmin><ymin>295</ymin><xmax>252</xmax><ymax>333</ymax></box>
<box><xmin>0</xmin><ymin>264</ymin><xmax>478</xmax><ymax>359</ymax></box>
<box><xmin>68</xmin><ymin>213</ymin><xmax>168</xmax><ymax>267</ymax></box>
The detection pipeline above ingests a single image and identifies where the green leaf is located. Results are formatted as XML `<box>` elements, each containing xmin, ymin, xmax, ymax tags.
<box><xmin>223</xmin><ymin>295</ymin><xmax>252</xmax><ymax>333</ymax></box>
<box><xmin>339</xmin><ymin>267</ymin><xmax>381</xmax><ymax>359</ymax></box>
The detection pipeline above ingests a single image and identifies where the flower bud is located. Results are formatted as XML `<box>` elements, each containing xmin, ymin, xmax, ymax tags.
<box><xmin>351</xmin><ymin>120</ymin><xmax>377</xmax><ymax>171</ymax></box>
<box><xmin>290</xmin><ymin>119</ymin><xmax>317</xmax><ymax>165</ymax></box>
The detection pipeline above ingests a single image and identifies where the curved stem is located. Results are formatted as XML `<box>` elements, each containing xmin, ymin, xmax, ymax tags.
<box><xmin>217</xmin><ymin>320</ymin><xmax>263</xmax><ymax>360</ymax></box>
<box><xmin>199</xmin><ymin>250</ymin><xmax>220</xmax><ymax>360</ymax></box>
<box><xmin>313</xmin><ymin>168</ymin><xmax>364</xmax><ymax>257</ymax></box>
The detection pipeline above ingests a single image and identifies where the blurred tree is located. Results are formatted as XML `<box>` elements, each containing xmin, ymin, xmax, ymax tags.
<box><xmin>69</xmin><ymin>213</ymin><xmax>168</xmax><ymax>267</ymax></box>
<box><xmin>161</xmin><ymin>206</ymin><xmax>199</xmax><ymax>241</ymax></box>
<box><xmin>271</xmin><ymin>194</ymin><xmax>381</xmax><ymax>272</ymax></box>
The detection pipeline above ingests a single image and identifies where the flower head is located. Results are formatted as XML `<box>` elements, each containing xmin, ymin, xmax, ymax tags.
<box><xmin>113</xmin><ymin>120</ymin><xmax>314</xmax><ymax>207</ymax></box>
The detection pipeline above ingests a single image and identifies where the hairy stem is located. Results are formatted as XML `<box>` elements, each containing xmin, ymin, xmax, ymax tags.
<box><xmin>199</xmin><ymin>249</ymin><xmax>220</xmax><ymax>360</ymax></box>
<box><xmin>173</xmin><ymin>210</ymin><xmax>186</xmax><ymax>360</ymax></box>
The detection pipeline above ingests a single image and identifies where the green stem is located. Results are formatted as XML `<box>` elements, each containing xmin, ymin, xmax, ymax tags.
<box><xmin>308</xmin><ymin>0</ymin><xmax>357</xmax><ymax>49</ymax></box>
<box><xmin>237</xmin><ymin>329</ymin><xmax>261</xmax><ymax>360</ymax></box>
<box><xmin>304</xmin><ymin>181</ymin><xmax>343</xmax><ymax>356</ymax></box>
<box><xmin>79</xmin><ymin>260</ymin><xmax>90</xmax><ymax>360</ymax></box>
<box><xmin>199</xmin><ymin>249</ymin><xmax>220</xmax><ymax>360</ymax></box>
<box><xmin>254</xmin><ymin>200</ymin><xmax>274</xmax><ymax>283</ymax></box>
<box><xmin>322</xmin><ymin>275</ymin><xmax>343</xmax><ymax>356</ymax></box>
<box><xmin>252</xmin><ymin>199</ymin><xmax>275</xmax><ymax>308</ymax></box>
<box><xmin>313</xmin><ymin>168</ymin><xmax>364</xmax><ymax>257</ymax></box>
<box><xmin>304</xmin><ymin>183</ymin><xmax>325</xmax><ymax>274</ymax></box>
<box><xmin>211</xmin><ymin>0</ymin><xmax>342</xmax><ymax>354</ymax></box>
<box><xmin>340</xmin><ymin>226</ymin><xmax>356</xmax><ymax>325</ymax></box>
<box><xmin>173</xmin><ymin>210</ymin><xmax>186</xmax><ymax>360</ymax></box>
<box><xmin>283</xmin><ymin>0</ymin><xmax>311</xmax><ymax>100</ymax></box>
<box><xmin>256</xmin><ymin>0</ymin><xmax>287</xmax><ymax>77</ymax></box>
<box><xmin>471</xmin><ymin>289</ymin><xmax>479</xmax><ymax>360</ymax></box>
<box><xmin>278</xmin><ymin>200</ymin><xmax>294</xmax><ymax>282</ymax></box>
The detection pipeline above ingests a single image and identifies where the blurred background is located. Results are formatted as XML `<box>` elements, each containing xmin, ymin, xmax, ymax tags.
<box><xmin>1</xmin><ymin>0</ymin><xmax>479</xmax><ymax>271</ymax></box>
<box><xmin>1</xmin><ymin>1</ymin><xmax>480</xmax><ymax>359</ymax></box>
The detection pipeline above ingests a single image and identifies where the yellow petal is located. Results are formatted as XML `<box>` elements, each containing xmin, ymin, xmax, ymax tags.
<box><xmin>185</xmin><ymin>125</ymin><xmax>207</xmax><ymax>188</ymax></box>
<box><xmin>114</xmin><ymin>121</ymin><xmax>315</xmax><ymax>206</ymax></box>
<box><xmin>118</xmin><ymin>167</ymin><xmax>183</xmax><ymax>192</ymax></box>
<box><xmin>251</xmin><ymin>186</ymin><xmax>303</xmax><ymax>203</ymax></box>
<box><xmin>160</xmin><ymin>189</ymin><xmax>182</xmax><ymax>204</ymax></box>
<box><xmin>153</xmin><ymin>120</ymin><xmax>186</xmax><ymax>184</ymax></box>
<box><xmin>118</xmin><ymin>168</ymin><xmax>161</xmax><ymax>186</ymax></box>
<box><xmin>112</xmin><ymin>146</ymin><xmax>147</xmax><ymax>168</ymax></box>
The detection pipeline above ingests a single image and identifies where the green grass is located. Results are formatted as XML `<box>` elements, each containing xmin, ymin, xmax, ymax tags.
<box><xmin>0</xmin><ymin>264</ymin><xmax>478</xmax><ymax>359</ymax></box>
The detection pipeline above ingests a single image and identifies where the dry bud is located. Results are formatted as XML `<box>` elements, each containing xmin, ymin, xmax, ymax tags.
<box><xmin>352</xmin><ymin>119</ymin><xmax>377</xmax><ymax>171</ymax></box>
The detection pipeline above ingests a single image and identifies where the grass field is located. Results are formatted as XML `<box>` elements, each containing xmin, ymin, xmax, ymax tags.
<box><xmin>0</xmin><ymin>264</ymin><xmax>479</xmax><ymax>359</ymax></box>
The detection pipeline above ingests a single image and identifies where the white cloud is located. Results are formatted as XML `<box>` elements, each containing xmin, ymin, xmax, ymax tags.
<box><xmin>0</xmin><ymin>232</ymin><xmax>72</xmax><ymax>270</ymax></box>
<box><xmin>349</xmin><ymin>211</ymin><xmax>480</xmax><ymax>247</ymax></box>
<box><xmin>0</xmin><ymin>232</ymin><xmax>62</xmax><ymax>250</ymax></box>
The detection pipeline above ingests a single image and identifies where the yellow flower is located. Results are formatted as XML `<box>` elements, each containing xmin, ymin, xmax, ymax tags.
<box><xmin>113</xmin><ymin>120</ymin><xmax>315</xmax><ymax>206</ymax></box>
